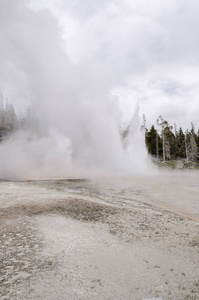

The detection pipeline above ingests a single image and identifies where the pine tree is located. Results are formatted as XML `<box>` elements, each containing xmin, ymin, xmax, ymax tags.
<box><xmin>142</xmin><ymin>115</ymin><xmax>199</xmax><ymax>162</ymax></box>
<box><xmin>146</xmin><ymin>125</ymin><xmax>158</xmax><ymax>156</ymax></box>
<box><xmin>187</xmin><ymin>134</ymin><xmax>198</xmax><ymax>162</ymax></box>
<box><xmin>3</xmin><ymin>102</ymin><xmax>17</xmax><ymax>130</ymax></box>
<box><xmin>196</xmin><ymin>129</ymin><xmax>199</xmax><ymax>149</ymax></box>
<box><xmin>177</xmin><ymin>127</ymin><xmax>185</xmax><ymax>158</ymax></box>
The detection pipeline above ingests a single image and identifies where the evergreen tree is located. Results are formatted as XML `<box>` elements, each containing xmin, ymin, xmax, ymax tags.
<box><xmin>196</xmin><ymin>129</ymin><xmax>199</xmax><ymax>149</ymax></box>
<box><xmin>146</xmin><ymin>125</ymin><xmax>158</xmax><ymax>156</ymax></box>
<box><xmin>177</xmin><ymin>127</ymin><xmax>185</xmax><ymax>158</ymax></box>
<box><xmin>143</xmin><ymin>116</ymin><xmax>199</xmax><ymax>162</ymax></box>
<box><xmin>187</xmin><ymin>133</ymin><xmax>198</xmax><ymax>162</ymax></box>
<box><xmin>3</xmin><ymin>102</ymin><xmax>17</xmax><ymax>130</ymax></box>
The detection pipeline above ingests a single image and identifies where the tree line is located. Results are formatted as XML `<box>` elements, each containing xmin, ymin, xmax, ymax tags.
<box><xmin>142</xmin><ymin>115</ymin><xmax>199</xmax><ymax>163</ymax></box>
<box><xmin>0</xmin><ymin>94</ymin><xmax>34</xmax><ymax>141</ymax></box>
<box><xmin>0</xmin><ymin>94</ymin><xmax>198</xmax><ymax>163</ymax></box>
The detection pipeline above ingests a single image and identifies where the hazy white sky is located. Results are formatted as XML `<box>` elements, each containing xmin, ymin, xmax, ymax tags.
<box><xmin>29</xmin><ymin>0</ymin><xmax>199</xmax><ymax>131</ymax></box>
<box><xmin>1</xmin><ymin>0</ymin><xmax>199</xmax><ymax>131</ymax></box>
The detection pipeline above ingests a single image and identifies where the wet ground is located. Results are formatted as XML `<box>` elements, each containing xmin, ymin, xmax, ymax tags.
<box><xmin>0</xmin><ymin>171</ymin><xmax>199</xmax><ymax>299</ymax></box>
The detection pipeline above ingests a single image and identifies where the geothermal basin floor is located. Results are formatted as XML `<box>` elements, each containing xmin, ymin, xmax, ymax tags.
<box><xmin>0</xmin><ymin>171</ymin><xmax>199</xmax><ymax>300</ymax></box>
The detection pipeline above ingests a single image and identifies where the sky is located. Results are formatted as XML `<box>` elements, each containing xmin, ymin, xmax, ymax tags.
<box><xmin>27</xmin><ymin>0</ymin><xmax>199</xmax><ymax>132</ymax></box>
<box><xmin>0</xmin><ymin>0</ymin><xmax>199</xmax><ymax>131</ymax></box>
<box><xmin>0</xmin><ymin>0</ymin><xmax>198</xmax><ymax>177</ymax></box>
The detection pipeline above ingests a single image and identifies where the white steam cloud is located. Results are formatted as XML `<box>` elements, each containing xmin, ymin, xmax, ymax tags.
<box><xmin>0</xmin><ymin>0</ymin><xmax>153</xmax><ymax>178</ymax></box>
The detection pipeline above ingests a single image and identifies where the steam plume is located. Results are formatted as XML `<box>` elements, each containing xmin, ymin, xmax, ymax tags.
<box><xmin>0</xmin><ymin>0</ymin><xmax>152</xmax><ymax>178</ymax></box>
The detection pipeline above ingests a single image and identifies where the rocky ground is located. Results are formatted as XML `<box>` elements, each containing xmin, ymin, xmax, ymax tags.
<box><xmin>0</xmin><ymin>173</ymin><xmax>199</xmax><ymax>300</ymax></box>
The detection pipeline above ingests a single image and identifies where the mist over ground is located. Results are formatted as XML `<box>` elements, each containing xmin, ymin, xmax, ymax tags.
<box><xmin>2</xmin><ymin>0</ymin><xmax>198</xmax><ymax>178</ymax></box>
<box><xmin>0</xmin><ymin>5</ymin><xmax>199</xmax><ymax>299</ymax></box>
<box><xmin>0</xmin><ymin>0</ymin><xmax>155</xmax><ymax>178</ymax></box>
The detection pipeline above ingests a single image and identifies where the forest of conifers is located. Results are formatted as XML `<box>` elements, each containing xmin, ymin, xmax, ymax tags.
<box><xmin>0</xmin><ymin>97</ymin><xmax>35</xmax><ymax>141</ymax></box>
<box><xmin>0</xmin><ymin>96</ymin><xmax>198</xmax><ymax>163</ymax></box>
<box><xmin>143</xmin><ymin>115</ymin><xmax>199</xmax><ymax>163</ymax></box>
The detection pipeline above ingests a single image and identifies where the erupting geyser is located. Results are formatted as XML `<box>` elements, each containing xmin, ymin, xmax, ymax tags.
<box><xmin>0</xmin><ymin>0</ymin><xmax>153</xmax><ymax>179</ymax></box>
